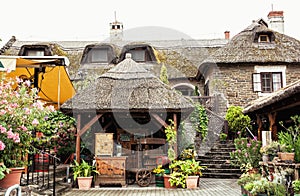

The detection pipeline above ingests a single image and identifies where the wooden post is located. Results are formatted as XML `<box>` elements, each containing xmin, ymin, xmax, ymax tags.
<box><xmin>76</xmin><ymin>114</ymin><xmax>81</xmax><ymax>163</ymax></box>
<box><xmin>256</xmin><ymin>115</ymin><xmax>262</xmax><ymax>141</ymax></box>
<box><xmin>268</xmin><ymin>112</ymin><xmax>277</xmax><ymax>141</ymax></box>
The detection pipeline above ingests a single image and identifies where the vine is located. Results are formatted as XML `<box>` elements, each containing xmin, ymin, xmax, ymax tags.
<box><xmin>190</xmin><ymin>103</ymin><xmax>208</xmax><ymax>141</ymax></box>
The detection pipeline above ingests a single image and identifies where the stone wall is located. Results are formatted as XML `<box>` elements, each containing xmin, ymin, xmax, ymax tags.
<box><xmin>214</xmin><ymin>63</ymin><xmax>300</xmax><ymax>108</ymax></box>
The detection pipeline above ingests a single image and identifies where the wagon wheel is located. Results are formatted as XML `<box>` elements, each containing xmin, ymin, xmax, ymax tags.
<box><xmin>126</xmin><ymin>171</ymin><xmax>136</xmax><ymax>185</ymax></box>
<box><xmin>136</xmin><ymin>169</ymin><xmax>152</xmax><ymax>187</ymax></box>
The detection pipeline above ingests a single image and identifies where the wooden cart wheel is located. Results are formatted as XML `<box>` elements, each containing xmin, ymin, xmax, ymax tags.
<box><xmin>136</xmin><ymin>169</ymin><xmax>152</xmax><ymax>187</ymax></box>
<box><xmin>126</xmin><ymin>171</ymin><xmax>136</xmax><ymax>185</ymax></box>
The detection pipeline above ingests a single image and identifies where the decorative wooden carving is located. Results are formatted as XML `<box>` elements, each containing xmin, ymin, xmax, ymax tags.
<box><xmin>95</xmin><ymin>157</ymin><xmax>127</xmax><ymax>187</ymax></box>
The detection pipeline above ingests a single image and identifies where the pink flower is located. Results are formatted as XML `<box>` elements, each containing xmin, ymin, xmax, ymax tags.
<box><xmin>32</xmin><ymin>119</ymin><xmax>39</xmax><ymax>125</ymax></box>
<box><xmin>247</xmin><ymin>143</ymin><xmax>251</xmax><ymax>147</ymax></box>
<box><xmin>0</xmin><ymin>125</ymin><xmax>7</xmax><ymax>133</ymax></box>
<box><xmin>24</xmin><ymin>108</ymin><xmax>31</xmax><ymax>115</ymax></box>
<box><xmin>245</xmin><ymin>153</ymin><xmax>248</xmax><ymax>157</ymax></box>
<box><xmin>13</xmin><ymin>133</ymin><xmax>20</xmax><ymax>143</ymax></box>
<box><xmin>24</xmin><ymin>80</ymin><xmax>31</xmax><ymax>87</ymax></box>
<box><xmin>0</xmin><ymin>109</ymin><xmax>6</xmax><ymax>115</ymax></box>
<box><xmin>0</xmin><ymin>141</ymin><xmax>6</xmax><ymax>150</ymax></box>
<box><xmin>20</xmin><ymin>125</ymin><xmax>28</xmax><ymax>131</ymax></box>
<box><xmin>6</xmin><ymin>130</ymin><xmax>14</xmax><ymax>139</ymax></box>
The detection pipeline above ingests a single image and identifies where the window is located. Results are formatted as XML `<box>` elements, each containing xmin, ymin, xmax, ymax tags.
<box><xmin>253</xmin><ymin>72</ymin><xmax>282</xmax><ymax>93</ymax></box>
<box><xmin>130</xmin><ymin>50</ymin><xmax>145</xmax><ymax>62</ymax></box>
<box><xmin>88</xmin><ymin>48</ymin><xmax>108</xmax><ymax>63</ymax></box>
<box><xmin>258</xmin><ymin>35</ymin><xmax>269</xmax><ymax>43</ymax></box>
<box><xmin>26</xmin><ymin>50</ymin><xmax>45</xmax><ymax>56</ymax></box>
<box><xmin>173</xmin><ymin>84</ymin><xmax>198</xmax><ymax>96</ymax></box>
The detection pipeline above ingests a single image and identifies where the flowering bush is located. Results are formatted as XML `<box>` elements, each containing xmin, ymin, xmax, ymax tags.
<box><xmin>0</xmin><ymin>74</ymin><xmax>56</xmax><ymax>168</ymax></box>
<box><xmin>230</xmin><ymin>137</ymin><xmax>262</xmax><ymax>171</ymax></box>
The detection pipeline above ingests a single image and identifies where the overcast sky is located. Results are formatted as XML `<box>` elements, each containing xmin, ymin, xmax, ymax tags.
<box><xmin>1</xmin><ymin>0</ymin><xmax>299</xmax><ymax>45</ymax></box>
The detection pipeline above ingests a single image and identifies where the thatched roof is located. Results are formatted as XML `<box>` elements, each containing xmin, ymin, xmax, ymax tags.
<box><xmin>61</xmin><ymin>53</ymin><xmax>194</xmax><ymax>113</ymax></box>
<box><xmin>243</xmin><ymin>80</ymin><xmax>300</xmax><ymax>114</ymax></box>
<box><xmin>201</xmin><ymin>19</ymin><xmax>300</xmax><ymax>64</ymax></box>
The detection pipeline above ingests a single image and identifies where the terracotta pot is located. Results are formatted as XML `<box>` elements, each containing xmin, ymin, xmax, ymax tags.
<box><xmin>0</xmin><ymin>167</ymin><xmax>24</xmax><ymax>189</ymax></box>
<box><xmin>163</xmin><ymin>175</ymin><xmax>176</xmax><ymax>188</ymax></box>
<box><xmin>186</xmin><ymin>176</ymin><xmax>199</xmax><ymax>188</ymax></box>
<box><xmin>77</xmin><ymin>176</ymin><xmax>93</xmax><ymax>190</ymax></box>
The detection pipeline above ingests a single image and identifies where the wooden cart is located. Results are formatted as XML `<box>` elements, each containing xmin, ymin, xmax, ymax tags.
<box><xmin>126</xmin><ymin>138</ymin><xmax>167</xmax><ymax>187</ymax></box>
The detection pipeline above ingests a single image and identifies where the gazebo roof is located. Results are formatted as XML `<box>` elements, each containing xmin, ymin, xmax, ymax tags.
<box><xmin>243</xmin><ymin>80</ymin><xmax>300</xmax><ymax>115</ymax></box>
<box><xmin>61</xmin><ymin>53</ymin><xmax>194</xmax><ymax>113</ymax></box>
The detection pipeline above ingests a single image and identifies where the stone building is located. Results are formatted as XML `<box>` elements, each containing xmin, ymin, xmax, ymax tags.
<box><xmin>197</xmin><ymin>18</ymin><xmax>300</xmax><ymax>109</ymax></box>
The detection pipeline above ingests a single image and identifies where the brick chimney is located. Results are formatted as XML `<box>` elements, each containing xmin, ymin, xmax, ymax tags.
<box><xmin>267</xmin><ymin>11</ymin><xmax>284</xmax><ymax>34</ymax></box>
<box><xmin>224</xmin><ymin>31</ymin><xmax>230</xmax><ymax>40</ymax></box>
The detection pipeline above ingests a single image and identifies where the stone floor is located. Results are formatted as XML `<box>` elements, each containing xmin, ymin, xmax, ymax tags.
<box><xmin>62</xmin><ymin>178</ymin><xmax>241</xmax><ymax>196</ymax></box>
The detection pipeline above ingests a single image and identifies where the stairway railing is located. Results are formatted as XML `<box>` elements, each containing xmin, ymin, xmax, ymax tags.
<box><xmin>23</xmin><ymin>147</ymin><xmax>60</xmax><ymax>196</ymax></box>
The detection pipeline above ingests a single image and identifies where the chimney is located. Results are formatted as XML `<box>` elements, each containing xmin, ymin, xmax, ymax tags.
<box><xmin>224</xmin><ymin>31</ymin><xmax>230</xmax><ymax>40</ymax></box>
<box><xmin>267</xmin><ymin>11</ymin><xmax>284</xmax><ymax>34</ymax></box>
<box><xmin>109</xmin><ymin>11</ymin><xmax>123</xmax><ymax>42</ymax></box>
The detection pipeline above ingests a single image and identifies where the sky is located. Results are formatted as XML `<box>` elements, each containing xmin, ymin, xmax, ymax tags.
<box><xmin>1</xmin><ymin>0</ymin><xmax>300</xmax><ymax>45</ymax></box>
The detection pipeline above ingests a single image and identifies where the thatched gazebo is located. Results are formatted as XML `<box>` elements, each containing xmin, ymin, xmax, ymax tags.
<box><xmin>243</xmin><ymin>80</ymin><xmax>300</xmax><ymax>140</ymax></box>
<box><xmin>61</xmin><ymin>53</ymin><xmax>194</xmax><ymax>163</ymax></box>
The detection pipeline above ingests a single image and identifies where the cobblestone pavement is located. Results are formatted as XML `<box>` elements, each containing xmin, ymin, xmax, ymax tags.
<box><xmin>62</xmin><ymin>178</ymin><xmax>241</xmax><ymax>196</ymax></box>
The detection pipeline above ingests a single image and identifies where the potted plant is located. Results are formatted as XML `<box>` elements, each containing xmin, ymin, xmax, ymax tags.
<box><xmin>72</xmin><ymin>159</ymin><xmax>99</xmax><ymax>190</ymax></box>
<box><xmin>278</xmin><ymin>115</ymin><xmax>300</xmax><ymax>163</ymax></box>
<box><xmin>163</xmin><ymin>119</ymin><xmax>177</xmax><ymax>188</ymax></box>
<box><xmin>260</xmin><ymin>141</ymin><xmax>280</xmax><ymax>162</ymax></box>
<box><xmin>153</xmin><ymin>165</ymin><xmax>165</xmax><ymax>187</ymax></box>
<box><xmin>169</xmin><ymin>154</ymin><xmax>206</xmax><ymax>189</ymax></box>
<box><xmin>219</xmin><ymin>133</ymin><xmax>227</xmax><ymax>144</ymax></box>
<box><xmin>244</xmin><ymin>178</ymin><xmax>286</xmax><ymax>196</ymax></box>
<box><xmin>293</xmin><ymin>180</ymin><xmax>300</xmax><ymax>196</ymax></box>
<box><xmin>0</xmin><ymin>75</ymin><xmax>58</xmax><ymax>188</ymax></box>
<box><xmin>237</xmin><ymin>172</ymin><xmax>261</xmax><ymax>195</ymax></box>
<box><xmin>229</xmin><ymin>137</ymin><xmax>262</xmax><ymax>172</ymax></box>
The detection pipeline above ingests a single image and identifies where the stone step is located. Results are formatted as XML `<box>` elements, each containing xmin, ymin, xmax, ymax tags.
<box><xmin>201</xmin><ymin>151</ymin><xmax>232</xmax><ymax>157</ymax></box>
<box><xmin>201</xmin><ymin>172</ymin><xmax>241</xmax><ymax>179</ymax></box>
<box><xmin>203</xmin><ymin>168</ymin><xmax>241</xmax><ymax>174</ymax></box>
<box><xmin>201</xmin><ymin>163</ymin><xmax>239</xmax><ymax>169</ymax></box>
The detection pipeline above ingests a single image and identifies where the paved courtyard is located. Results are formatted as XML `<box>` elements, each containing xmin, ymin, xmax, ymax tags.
<box><xmin>62</xmin><ymin>178</ymin><xmax>241</xmax><ymax>196</ymax></box>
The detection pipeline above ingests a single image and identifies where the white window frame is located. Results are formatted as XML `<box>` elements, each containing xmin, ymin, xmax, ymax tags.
<box><xmin>258</xmin><ymin>35</ymin><xmax>270</xmax><ymax>43</ymax></box>
<box><xmin>254</xmin><ymin>66</ymin><xmax>286</xmax><ymax>96</ymax></box>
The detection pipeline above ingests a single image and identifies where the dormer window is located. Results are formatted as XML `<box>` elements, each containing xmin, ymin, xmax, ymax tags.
<box><xmin>88</xmin><ymin>48</ymin><xmax>109</xmax><ymax>63</ymax></box>
<box><xmin>130</xmin><ymin>49</ymin><xmax>146</xmax><ymax>62</ymax></box>
<box><xmin>258</xmin><ymin>35</ymin><xmax>269</xmax><ymax>43</ymax></box>
<box><xmin>254</xmin><ymin>32</ymin><xmax>275</xmax><ymax>44</ymax></box>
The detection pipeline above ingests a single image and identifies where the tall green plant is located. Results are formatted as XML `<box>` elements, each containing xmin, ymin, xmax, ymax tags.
<box><xmin>190</xmin><ymin>103</ymin><xmax>208</xmax><ymax>141</ymax></box>
<box><xmin>165</xmin><ymin>119</ymin><xmax>177</xmax><ymax>161</ymax></box>
<box><xmin>159</xmin><ymin>64</ymin><xmax>169</xmax><ymax>85</ymax></box>
<box><xmin>225</xmin><ymin>105</ymin><xmax>251</xmax><ymax>137</ymax></box>
<box><xmin>279</xmin><ymin>115</ymin><xmax>300</xmax><ymax>162</ymax></box>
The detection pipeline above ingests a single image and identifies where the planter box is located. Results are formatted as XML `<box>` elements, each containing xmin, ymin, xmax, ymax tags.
<box><xmin>278</xmin><ymin>152</ymin><xmax>295</xmax><ymax>162</ymax></box>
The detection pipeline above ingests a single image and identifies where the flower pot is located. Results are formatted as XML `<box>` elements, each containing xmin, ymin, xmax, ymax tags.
<box><xmin>262</xmin><ymin>154</ymin><xmax>269</xmax><ymax>163</ymax></box>
<box><xmin>77</xmin><ymin>176</ymin><xmax>93</xmax><ymax>190</ymax></box>
<box><xmin>0</xmin><ymin>167</ymin><xmax>24</xmax><ymax>189</ymax></box>
<box><xmin>155</xmin><ymin>174</ymin><xmax>164</xmax><ymax>187</ymax></box>
<box><xmin>163</xmin><ymin>175</ymin><xmax>176</xmax><ymax>188</ymax></box>
<box><xmin>186</xmin><ymin>175</ymin><xmax>199</xmax><ymax>188</ymax></box>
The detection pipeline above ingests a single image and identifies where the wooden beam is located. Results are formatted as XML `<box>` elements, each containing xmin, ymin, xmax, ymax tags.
<box><xmin>151</xmin><ymin>113</ymin><xmax>168</xmax><ymax>128</ymax></box>
<box><xmin>78</xmin><ymin>114</ymin><xmax>103</xmax><ymax>136</ymax></box>
<box><xmin>256</xmin><ymin>115</ymin><xmax>262</xmax><ymax>141</ymax></box>
<box><xmin>268</xmin><ymin>112</ymin><xmax>277</xmax><ymax>140</ymax></box>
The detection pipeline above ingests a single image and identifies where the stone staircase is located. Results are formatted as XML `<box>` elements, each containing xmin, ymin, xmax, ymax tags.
<box><xmin>197</xmin><ymin>140</ymin><xmax>242</xmax><ymax>179</ymax></box>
